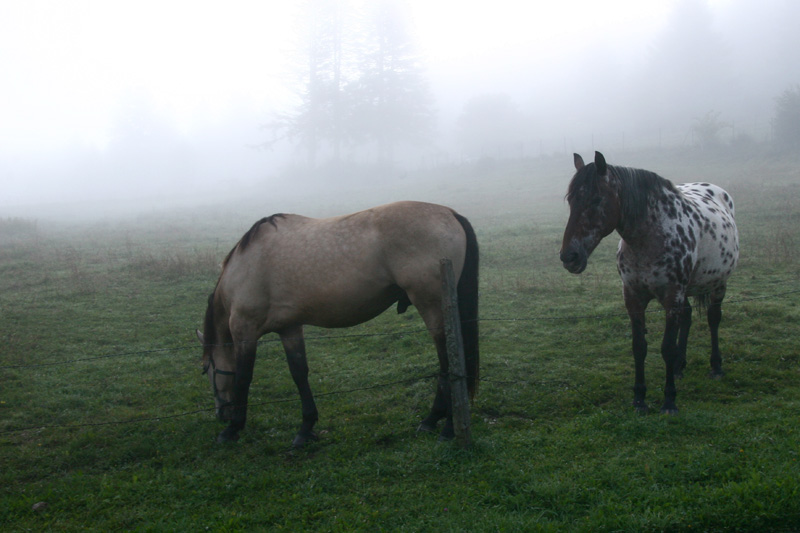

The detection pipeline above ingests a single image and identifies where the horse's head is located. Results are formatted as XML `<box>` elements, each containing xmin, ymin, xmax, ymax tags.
<box><xmin>197</xmin><ymin>294</ymin><xmax>237</xmax><ymax>423</ymax></box>
<box><xmin>196</xmin><ymin>329</ymin><xmax>237</xmax><ymax>422</ymax></box>
<box><xmin>560</xmin><ymin>151</ymin><xmax>621</xmax><ymax>274</ymax></box>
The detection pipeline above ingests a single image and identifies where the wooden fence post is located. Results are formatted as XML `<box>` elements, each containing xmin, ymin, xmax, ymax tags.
<box><xmin>440</xmin><ymin>258</ymin><xmax>472</xmax><ymax>448</ymax></box>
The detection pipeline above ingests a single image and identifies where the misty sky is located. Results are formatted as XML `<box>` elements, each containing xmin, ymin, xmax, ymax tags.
<box><xmin>0</xmin><ymin>0</ymin><xmax>796</xmax><ymax>210</ymax></box>
<box><xmin>0</xmin><ymin>1</ymin><xmax>674</xmax><ymax>151</ymax></box>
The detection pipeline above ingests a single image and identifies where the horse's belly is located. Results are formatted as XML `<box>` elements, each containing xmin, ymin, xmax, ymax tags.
<box><xmin>305</xmin><ymin>297</ymin><xmax>398</xmax><ymax>328</ymax></box>
<box><xmin>688</xmin><ymin>248</ymin><xmax>737</xmax><ymax>292</ymax></box>
<box><xmin>270</xmin><ymin>283</ymin><xmax>404</xmax><ymax>330</ymax></box>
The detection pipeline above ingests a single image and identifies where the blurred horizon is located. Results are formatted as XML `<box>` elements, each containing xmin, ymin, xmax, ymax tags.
<box><xmin>1</xmin><ymin>0</ymin><xmax>798</xmax><ymax>214</ymax></box>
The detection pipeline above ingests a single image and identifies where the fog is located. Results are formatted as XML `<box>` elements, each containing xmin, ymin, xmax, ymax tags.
<box><xmin>1</xmin><ymin>0</ymin><xmax>798</xmax><ymax>218</ymax></box>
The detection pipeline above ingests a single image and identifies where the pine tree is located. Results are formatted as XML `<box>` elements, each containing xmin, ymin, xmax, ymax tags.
<box><xmin>773</xmin><ymin>85</ymin><xmax>800</xmax><ymax>150</ymax></box>
<box><xmin>635</xmin><ymin>0</ymin><xmax>732</xmax><ymax>128</ymax></box>
<box><xmin>347</xmin><ymin>0</ymin><xmax>435</xmax><ymax>164</ymax></box>
<box><xmin>265</xmin><ymin>0</ymin><xmax>353</xmax><ymax>167</ymax></box>
<box><xmin>264</xmin><ymin>0</ymin><xmax>435</xmax><ymax>169</ymax></box>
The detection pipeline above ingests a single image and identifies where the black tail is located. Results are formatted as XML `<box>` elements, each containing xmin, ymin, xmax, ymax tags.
<box><xmin>454</xmin><ymin>212</ymin><xmax>479</xmax><ymax>399</ymax></box>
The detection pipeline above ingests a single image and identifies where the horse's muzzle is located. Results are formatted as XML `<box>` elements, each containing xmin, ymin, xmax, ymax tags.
<box><xmin>560</xmin><ymin>247</ymin><xmax>587</xmax><ymax>274</ymax></box>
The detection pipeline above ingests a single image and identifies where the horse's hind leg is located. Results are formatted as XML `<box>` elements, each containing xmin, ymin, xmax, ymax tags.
<box><xmin>675</xmin><ymin>298</ymin><xmax>692</xmax><ymax>379</ymax></box>
<box><xmin>279</xmin><ymin>326</ymin><xmax>319</xmax><ymax>448</ymax></box>
<box><xmin>412</xmin><ymin>295</ymin><xmax>454</xmax><ymax>440</ymax></box>
<box><xmin>418</xmin><ymin>329</ymin><xmax>453</xmax><ymax>440</ymax></box>
<box><xmin>707</xmin><ymin>290</ymin><xmax>726</xmax><ymax>379</ymax></box>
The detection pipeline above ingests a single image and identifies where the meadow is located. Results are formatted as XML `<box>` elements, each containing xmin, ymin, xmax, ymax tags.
<box><xmin>1</xmin><ymin>147</ymin><xmax>799</xmax><ymax>531</ymax></box>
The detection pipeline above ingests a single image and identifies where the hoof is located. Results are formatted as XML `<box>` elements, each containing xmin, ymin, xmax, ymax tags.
<box><xmin>417</xmin><ymin>421</ymin><xmax>438</xmax><ymax>435</ymax></box>
<box><xmin>709</xmin><ymin>370</ymin><xmax>724</xmax><ymax>380</ymax></box>
<box><xmin>633</xmin><ymin>401</ymin><xmax>649</xmax><ymax>415</ymax></box>
<box><xmin>438</xmin><ymin>432</ymin><xmax>454</xmax><ymax>442</ymax></box>
<box><xmin>216</xmin><ymin>428</ymin><xmax>240</xmax><ymax>443</ymax></box>
<box><xmin>439</xmin><ymin>421</ymin><xmax>455</xmax><ymax>442</ymax></box>
<box><xmin>292</xmin><ymin>431</ymin><xmax>319</xmax><ymax>448</ymax></box>
<box><xmin>660</xmin><ymin>405</ymin><xmax>679</xmax><ymax>415</ymax></box>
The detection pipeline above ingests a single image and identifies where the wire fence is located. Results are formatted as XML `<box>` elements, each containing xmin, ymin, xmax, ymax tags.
<box><xmin>1</xmin><ymin>285</ymin><xmax>798</xmax><ymax>436</ymax></box>
<box><xmin>4</xmin><ymin>286</ymin><xmax>798</xmax><ymax>371</ymax></box>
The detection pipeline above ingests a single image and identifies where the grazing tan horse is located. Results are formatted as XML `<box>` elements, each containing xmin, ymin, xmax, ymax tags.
<box><xmin>196</xmin><ymin>201</ymin><xmax>479</xmax><ymax>447</ymax></box>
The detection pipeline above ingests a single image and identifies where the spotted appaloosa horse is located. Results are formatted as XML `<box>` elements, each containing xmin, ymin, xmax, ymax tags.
<box><xmin>197</xmin><ymin>201</ymin><xmax>479</xmax><ymax>447</ymax></box>
<box><xmin>560</xmin><ymin>152</ymin><xmax>739</xmax><ymax>414</ymax></box>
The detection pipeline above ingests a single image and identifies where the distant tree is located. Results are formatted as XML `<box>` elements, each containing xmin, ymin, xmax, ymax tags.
<box><xmin>455</xmin><ymin>93</ymin><xmax>527</xmax><ymax>159</ymax></box>
<box><xmin>264</xmin><ymin>0</ymin><xmax>434</xmax><ymax>169</ymax></box>
<box><xmin>634</xmin><ymin>0</ymin><xmax>733</xmax><ymax>128</ymax></box>
<box><xmin>349</xmin><ymin>0</ymin><xmax>435</xmax><ymax>164</ymax></box>
<box><xmin>716</xmin><ymin>1</ymin><xmax>800</xmax><ymax>113</ymax></box>
<box><xmin>773</xmin><ymin>85</ymin><xmax>800</xmax><ymax>150</ymax></box>
<box><xmin>265</xmin><ymin>0</ymin><xmax>354</xmax><ymax>167</ymax></box>
<box><xmin>692</xmin><ymin>110</ymin><xmax>732</xmax><ymax>150</ymax></box>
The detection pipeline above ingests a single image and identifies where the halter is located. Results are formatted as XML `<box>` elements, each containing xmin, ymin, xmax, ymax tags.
<box><xmin>204</xmin><ymin>350</ymin><xmax>236</xmax><ymax>411</ymax></box>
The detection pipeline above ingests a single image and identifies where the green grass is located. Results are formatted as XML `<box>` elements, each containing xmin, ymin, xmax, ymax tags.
<box><xmin>2</xmin><ymin>147</ymin><xmax>800</xmax><ymax>531</ymax></box>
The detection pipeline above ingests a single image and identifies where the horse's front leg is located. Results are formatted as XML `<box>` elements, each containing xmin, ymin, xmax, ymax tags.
<box><xmin>219</xmin><ymin>339</ymin><xmax>258</xmax><ymax>443</ymax></box>
<box><xmin>624</xmin><ymin>287</ymin><xmax>649</xmax><ymax>413</ymax></box>
<box><xmin>280</xmin><ymin>326</ymin><xmax>319</xmax><ymax>448</ymax></box>
<box><xmin>660</xmin><ymin>295</ymin><xmax>684</xmax><ymax>414</ymax></box>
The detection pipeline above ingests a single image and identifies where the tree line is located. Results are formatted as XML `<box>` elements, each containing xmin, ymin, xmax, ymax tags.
<box><xmin>267</xmin><ymin>0</ymin><xmax>800</xmax><ymax>169</ymax></box>
<box><xmin>263</xmin><ymin>0</ymin><xmax>435</xmax><ymax>168</ymax></box>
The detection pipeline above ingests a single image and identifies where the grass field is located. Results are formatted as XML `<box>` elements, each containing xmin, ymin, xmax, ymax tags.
<box><xmin>2</xmin><ymin>148</ymin><xmax>799</xmax><ymax>531</ymax></box>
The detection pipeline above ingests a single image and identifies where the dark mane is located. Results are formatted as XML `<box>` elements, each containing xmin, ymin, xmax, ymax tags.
<box><xmin>207</xmin><ymin>214</ymin><xmax>288</xmax><ymax>345</ymax></box>
<box><xmin>566</xmin><ymin>163</ymin><xmax>600</xmax><ymax>203</ymax></box>
<box><xmin>567</xmin><ymin>162</ymin><xmax>677</xmax><ymax>227</ymax></box>
<box><xmin>239</xmin><ymin>213</ymin><xmax>286</xmax><ymax>251</ymax></box>
<box><xmin>612</xmin><ymin>165</ymin><xmax>677</xmax><ymax>226</ymax></box>
<box><xmin>202</xmin><ymin>291</ymin><xmax>217</xmax><ymax>351</ymax></box>
<box><xmin>222</xmin><ymin>213</ymin><xmax>286</xmax><ymax>266</ymax></box>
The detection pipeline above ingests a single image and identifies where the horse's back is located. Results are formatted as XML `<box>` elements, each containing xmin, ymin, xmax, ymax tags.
<box><xmin>678</xmin><ymin>182</ymin><xmax>735</xmax><ymax>217</ymax></box>
<box><xmin>370</xmin><ymin>201</ymin><xmax>468</xmax><ymax>277</ymax></box>
<box><xmin>283</xmin><ymin>201</ymin><xmax>465</xmax><ymax>273</ymax></box>
<box><xmin>218</xmin><ymin>201</ymin><xmax>468</xmax><ymax>332</ymax></box>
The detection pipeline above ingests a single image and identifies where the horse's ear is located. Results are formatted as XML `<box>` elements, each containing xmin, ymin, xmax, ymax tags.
<box><xmin>196</xmin><ymin>329</ymin><xmax>205</xmax><ymax>345</ymax></box>
<box><xmin>594</xmin><ymin>151</ymin><xmax>607</xmax><ymax>175</ymax></box>
<box><xmin>574</xmin><ymin>153</ymin><xmax>585</xmax><ymax>171</ymax></box>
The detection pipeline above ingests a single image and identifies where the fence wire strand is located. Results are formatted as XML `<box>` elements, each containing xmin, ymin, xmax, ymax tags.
<box><xmin>3</xmin><ymin>286</ymin><xmax>797</xmax><ymax>371</ymax></box>
<box><xmin>1</xmin><ymin>285</ymin><xmax>797</xmax><ymax>435</ymax></box>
